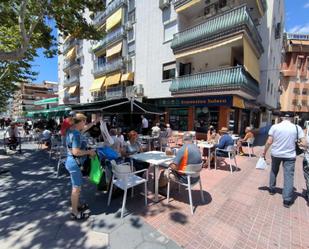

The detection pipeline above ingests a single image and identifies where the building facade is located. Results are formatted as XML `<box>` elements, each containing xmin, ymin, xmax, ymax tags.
<box><xmin>12</xmin><ymin>81</ymin><xmax>58</xmax><ymax>119</ymax></box>
<box><xmin>280</xmin><ymin>33</ymin><xmax>309</xmax><ymax>121</ymax></box>
<box><xmin>57</xmin><ymin>0</ymin><xmax>284</xmax><ymax>135</ymax></box>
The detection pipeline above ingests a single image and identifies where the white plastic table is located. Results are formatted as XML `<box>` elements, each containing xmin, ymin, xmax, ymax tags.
<box><xmin>130</xmin><ymin>151</ymin><xmax>174</xmax><ymax>202</ymax></box>
<box><xmin>197</xmin><ymin>142</ymin><xmax>214</xmax><ymax>170</ymax></box>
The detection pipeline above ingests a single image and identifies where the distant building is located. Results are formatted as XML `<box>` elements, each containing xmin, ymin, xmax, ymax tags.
<box><xmin>280</xmin><ymin>33</ymin><xmax>309</xmax><ymax>121</ymax></box>
<box><xmin>12</xmin><ymin>81</ymin><xmax>58</xmax><ymax>119</ymax></box>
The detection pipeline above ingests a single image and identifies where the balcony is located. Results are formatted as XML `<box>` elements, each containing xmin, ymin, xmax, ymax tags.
<box><xmin>106</xmin><ymin>0</ymin><xmax>127</xmax><ymax>16</ymax></box>
<box><xmin>63</xmin><ymin>59</ymin><xmax>81</xmax><ymax>72</ymax></box>
<box><xmin>93</xmin><ymin>58</ymin><xmax>124</xmax><ymax>76</ymax></box>
<box><xmin>92</xmin><ymin>26</ymin><xmax>125</xmax><ymax>53</ymax></box>
<box><xmin>64</xmin><ymin>75</ymin><xmax>80</xmax><ymax>86</ymax></box>
<box><xmin>169</xmin><ymin>66</ymin><xmax>259</xmax><ymax>97</ymax></box>
<box><xmin>173</xmin><ymin>0</ymin><xmax>267</xmax><ymax>14</ymax></box>
<box><xmin>93</xmin><ymin>11</ymin><xmax>107</xmax><ymax>27</ymax></box>
<box><xmin>171</xmin><ymin>5</ymin><xmax>263</xmax><ymax>55</ymax></box>
<box><xmin>63</xmin><ymin>40</ymin><xmax>78</xmax><ymax>54</ymax></box>
<box><xmin>63</xmin><ymin>96</ymin><xmax>80</xmax><ymax>104</ymax></box>
<box><xmin>106</xmin><ymin>86</ymin><xmax>126</xmax><ymax>100</ymax></box>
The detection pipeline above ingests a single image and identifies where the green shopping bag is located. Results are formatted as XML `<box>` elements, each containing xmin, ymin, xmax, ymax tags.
<box><xmin>89</xmin><ymin>155</ymin><xmax>103</xmax><ymax>185</ymax></box>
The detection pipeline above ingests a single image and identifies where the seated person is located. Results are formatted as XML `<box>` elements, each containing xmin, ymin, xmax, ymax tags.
<box><xmin>5</xmin><ymin>122</ymin><xmax>20</xmax><ymax>149</ymax></box>
<box><xmin>122</xmin><ymin>130</ymin><xmax>148</xmax><ymax>172</ymax></box>
<box><xmin>237</xmin><ymin>126</ymin><xmax>254</xmax><ymax>156</ymax></box>
<box><xmin>215</xmin><ymin>127</ymin><xmax>234</xmax><ymax>157</ymax></box>
<box><xmin>151</xmin><ymin>123</ymin><xmax>161</xmax><ymax>138</ymax></box>
<box><xmin>42</xmin><ymin>128</ymin><xmax>52</xmax><ymax>147</ymax></box>
<box><xmin>159</xmin><ymin>132</ymin><xmax>202</xmax><ymax>188</ymax></box>
<box><xmin>109</xmin><ymin>128</ymin><xmax>122</xmax><ymax>157</ymax></box>
<box><xmin>207</xmin><ymin>125</ymin><xmax>220</xmax><ymax>144</ymax></box>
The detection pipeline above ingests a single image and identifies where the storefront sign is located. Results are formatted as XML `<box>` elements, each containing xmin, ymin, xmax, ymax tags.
<box><xmin>158</xmin><ymin>96</ymin><xmax>232</xmax><ymax>107</ymax></box>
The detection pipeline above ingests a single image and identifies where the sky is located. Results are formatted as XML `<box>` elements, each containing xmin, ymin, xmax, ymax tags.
<box><xmin>31</xmin><ymin>0</ymin><xmax>309</xmax><ymax>84</ymax></box>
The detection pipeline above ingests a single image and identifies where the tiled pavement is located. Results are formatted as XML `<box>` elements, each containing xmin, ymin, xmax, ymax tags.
<box><xmin>1</xmin><ymin>140</ymin><xmax>309</xmax><ymax>249</ymax></box>
<box><xmin>136</xmin><ymin>146</ymin><xmax>309</xmax><ymax>249</ymax></box>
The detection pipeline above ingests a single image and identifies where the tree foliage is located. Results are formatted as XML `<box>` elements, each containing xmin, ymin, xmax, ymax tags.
<box><xmin>0</xmin><ymin>0</ymin><xmax>105</xmax><ymax>112</ymax></box>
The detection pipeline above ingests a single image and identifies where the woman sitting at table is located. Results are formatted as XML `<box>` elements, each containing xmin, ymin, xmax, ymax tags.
<box><xmin>237</xmin><ymin>126</ymin><xmax>254</xmax><ymax>156</ymax></box>
<box><xmin>207</xmin><ymin>125</ymin><xmax>220</xmax><ymax>144</ymax></box>
<box><xmin>122</xmin><ymin>130</ymin><xmax>148</xmax><ymax>172</ymax></box>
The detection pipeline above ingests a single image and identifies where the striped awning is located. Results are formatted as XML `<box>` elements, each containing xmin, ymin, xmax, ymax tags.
<box><xmin>90</xmin><ymin>76</ymin><xmax>106</xmax><ymax>92</ymax></box>
<box><xmin>106</xmin><ymin>42</ymin><xmax>122</xmax><ymax>58</ymax></box>
<box><xmin>121</xmin><ymin>72</ymin><xmax>134</xmax><ymax>82</ymax></box>
<box><xmin>68</xmin><ymin>86</ymin><xmax>77</xmax><ymax>94</ymax></box>
<box><xmin>106</xmin><ymin>8</ymin><xmax>122</xmax><ymax>31</ymax></box>
<box><xmin>105</xmin><ymin>73</ymin><xmax>121</xmax><ymax>87</ymax></box>
<box><xmin>176</xmin><ymin>0</ymin><xmax>201</xmax><ymax>13</ymax></box>
<box><xmin>65</xmin><ymin>47</ymin><xmax>76</xmax><ymax>59</ymax></box>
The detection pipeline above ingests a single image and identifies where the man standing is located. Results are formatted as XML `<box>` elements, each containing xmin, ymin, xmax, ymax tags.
<box><xmin>141</xmin><ymin>115</ymin><xmax>149</xmax><ymax>135</ymax></box>
<box><xmin>263</xmin><ymin>113</ymin><xmax>306</xmax><ymax>208</ymax></box>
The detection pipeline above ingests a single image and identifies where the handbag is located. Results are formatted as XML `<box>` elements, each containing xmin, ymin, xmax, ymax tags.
<box><xmin>295</xmin><ymin>125</ymin><xmax>303</xmax><ymax>156</ymax></box>
<box><xmin>89</xmin><ymin>155</ymin><xmax>103</xmax><ymax>185</ymax></box>
<box><xmin>256</xmin><ymin>157</ymin><xmax>267</xmax><ymax>170</ymax></box>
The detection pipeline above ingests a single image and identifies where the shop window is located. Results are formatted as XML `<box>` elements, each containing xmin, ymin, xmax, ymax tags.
<box><xmin>194</xmin><ymin>107</ymin><xmax>219</xmax><ymax>133</ymax></box>
<box><xmin>162</xmin><ymin>62</ymin><xmax>176</xmax><ymax>80</ymax></box>
<box><xmin>169</xmin><ymin>109</ymin><xmax>188</xmax><ymax>131</ymax></box>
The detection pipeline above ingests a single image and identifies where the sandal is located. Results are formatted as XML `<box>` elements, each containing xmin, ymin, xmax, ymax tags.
<box><xmin>78</xmin><ymin>203</ymin><xmax>89</xmax><ymax>212</ymax></box>
<box><xmin>70</xmin><ymin>211</ymin><xmax>89</xmax><ymax>221</ymax></box>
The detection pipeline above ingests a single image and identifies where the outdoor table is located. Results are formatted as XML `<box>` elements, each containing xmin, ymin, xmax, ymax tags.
<box><xmin>130</xmin><ymin>151</ymin><xmax>175</xmax><ymax>202</ymax></box>
<box><xmin>138</xmin><ymin>135</ymin><xmax>155</xmax><ymax>151</ymax></box>
<box><xmin>197</xmin><ymin>142</ymin><xmax>214</xmax><ymax>170</ymax></box>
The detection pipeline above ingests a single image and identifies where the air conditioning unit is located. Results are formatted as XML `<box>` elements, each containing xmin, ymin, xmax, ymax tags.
<box><xmin>159</xmin><ymin>0</ymin><xmax>170</xmax><ymax>10</ymax></box>
<box><xmin>125</xmin><ymin>21</ymin><xmax>133</xmax><ymax>31</ymax></box>
<box><xmin>123</xmin><ymin>55</ymin><xmax>131</xmax><ymax>63</ymax></box>
<box><xmin>135</xmin><ymin>84</ymin><xmax>144</xmax><ymax>96</ymax></box>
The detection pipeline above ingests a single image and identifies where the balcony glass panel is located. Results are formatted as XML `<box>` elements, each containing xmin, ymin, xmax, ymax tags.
<box><xmin>93</xmin><ymin>58</ymin><xmax>123</xmax><ymax>75</ymax></box>
<box><xmin>106</xmin><ymin>0</ymin><xmax>126</xmax><ymax>16</ymax></box>
<box><xmin>93</xmin><ymin>11</ymin><xmax>107</xmax><ymax>26</ymax></box>
<box><xmin>171</xmin><ymin>5</ymin><xmax>263</xmax><ymax>54</ymax></box>
<box><xmin>92</xmin><ymin>27</ymin><xmax>124</xmax><ymax>53</ymax></box>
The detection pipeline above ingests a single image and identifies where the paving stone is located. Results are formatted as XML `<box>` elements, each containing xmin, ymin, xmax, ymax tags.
<box><xmin>135</xmin><ymin>241</ymin><xmax>167</xmax><ymax>249</ymax></box>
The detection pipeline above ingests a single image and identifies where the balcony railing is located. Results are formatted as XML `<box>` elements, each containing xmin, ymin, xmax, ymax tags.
<box><xmin>63</xmin><ymin>40</ymin><xmax>78</xmax><ymax>54</ymax></box>
<box><xmin>93</xmin><ymin>11</ymin><xmax>107</xmax><ymax>26</ymax></box>
<box><xmin>63</xmin><ymin>96</ymin><xmax>80</xmax><ymax>104</ymax></box>
<box><xmin>170</xmin><ymin>66</ymin><xmax>259</xmax><ymax>95</ymax></box>
<box><xmin>92</xmin><ymin>26</ymin><xmax>125</xmax><ymax>53</ymax></box>
<box><xmin>106</xmin><ymin>0</ymin><xmax>127</xmax><ymax>16</ymax></box>
<box><xmin>171</xmin><ymin>5</ymin><xmax>263</xmax><ymax>54</ymax></box>
<box><xmin>93</xmin><ymin>58</ymin><xmax>124</xmax><ymax>76</ymax></box>
<box><xmin>64</xmin><ymin>75</ymin><xmax>80</xmax><ymax>86</ymax></box>
<box><xmin>63</xmin><ymin>59</ymin><xmax>81</xmax><ymax>71</ymax></box>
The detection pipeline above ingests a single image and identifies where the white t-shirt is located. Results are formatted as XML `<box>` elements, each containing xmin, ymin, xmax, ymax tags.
<box><xmin>268</xmin><ymin>120</ymin><xmax>304</xmax><ymax>158</ymax></box>
<box><xmin>142</xmin><ymin>118</ymin><xmax>148</xmax><ymax>128</ymax></box>
<box><xmin>151</xmin><ymin>126</ymin><xmax>161</xmax><ymax>138</ymax></box>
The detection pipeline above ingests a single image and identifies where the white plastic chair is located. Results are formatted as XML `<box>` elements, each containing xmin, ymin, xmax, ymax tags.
<box><xmin>107</xmin><ymin>160</ymin><xmax>148</xmax><ymax>219</ymax></box>
<box><xmin>215</xmin><ymin>145</ymin><xmax>238</xmax><ymax>174</ymax></box>
<box><xmin>49</xmin><ymin>136</ymin><xmax>62</xmax><ymax>160</ymax></box>
<box><xmin>245</xmin><ymin>137</ymin><xmax>255</xmax><ymax>157</ymax></box>
<box><xmin>56</xmin><ymin>147</ymin><xmax>67</xmax><ymax>177</ymax></box>
<box><xmin>166</xmin><ymin>163</ymin><xmax>204</xmax><ymax>215</ymax></box>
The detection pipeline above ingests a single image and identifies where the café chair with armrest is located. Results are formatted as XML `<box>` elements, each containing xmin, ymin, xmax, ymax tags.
<box><xmin>244</xmin><ymin>137</ymin><xmax>255</xmax><ymax>157</ymax></box>
<box><xmin>166</xmin><ymin>163</ymin><xmax>204</xmax><ymax>215</ymax></box>
<box><xmin>215</xmin><ymin>145</ymin><xmax>238</xmax><ymax>174</ymax></box>
<box><xmin>108</xmin><ymin>160</ymin><xmax>148</xmax><ymax>219</ymax></box>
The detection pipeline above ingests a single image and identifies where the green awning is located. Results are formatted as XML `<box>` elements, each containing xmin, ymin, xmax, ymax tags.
<box><xmin>34</xmin><ymin>97</ymin><xmax>59</xmax><ymax>105</ymax></box>
<box><xmin>26</xmin><ymin>106</ymin><xmax>71</xmax><ymax>118</ymax></box>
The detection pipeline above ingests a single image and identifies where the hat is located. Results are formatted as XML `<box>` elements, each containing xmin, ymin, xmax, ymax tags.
<box><xmin>69</xmin><ymin>111</ymin><xmax>76</xmax><ymax>117</ymax></box>
<box><xmin>280</xmin><ymin>112</ymin><xmax>294</xmax><ymax>118</ymax></box>
<box><xmin>183</xmin><ymin>132</ymin><xmax>193</xmax><ymax>142</ymax></box>
<box><xmin>219</xmin><ymin>127</ymin><xmax>229</xmax><ymax>133</ymax></box>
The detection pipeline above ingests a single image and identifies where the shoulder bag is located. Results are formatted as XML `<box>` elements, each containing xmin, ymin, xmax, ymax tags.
<box><xmin>295</xmin><ymin>125</ymin><xmax>303</xmax><ymax>156</ymax></box>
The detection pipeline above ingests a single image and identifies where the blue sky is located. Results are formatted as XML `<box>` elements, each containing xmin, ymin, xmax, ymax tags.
<box><xmin>31</xmin><ymin>0</ymin><xmax>309</xmax><ymax>84</ymax></box>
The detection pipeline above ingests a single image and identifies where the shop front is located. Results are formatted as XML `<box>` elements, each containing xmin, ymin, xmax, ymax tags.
<box><xmin>149</xmin><ymin>95</ymin><xmax>256</xmax><ymax>139</ymax></box>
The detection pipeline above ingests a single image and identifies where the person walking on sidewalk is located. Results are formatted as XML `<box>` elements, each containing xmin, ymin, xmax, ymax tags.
<box><xmin>141</xmin><ymin>115</ymin><xmax>149</xmax><ymax>135</ymax></box>
<box><xmin>66</xmin><ymin>113</ymin><xmax>96</xmax><ymax>220</ymax></box>
<box><xmin>303</xmin><ymin>132</ymin><xmax>309</xmax><ymax>206</ymax></box>
<box><xmin>263</xmin><ymin>113</ymin><xmax>306</xmax><ymax>208</ymax></box>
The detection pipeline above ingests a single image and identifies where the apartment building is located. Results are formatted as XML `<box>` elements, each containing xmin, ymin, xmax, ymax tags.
<box><xmin>12</xmin><ymin>81</ymin><xmax>58</xmax><ymax>119</ymax></box>
<box><xmin>280</xmin><ymin>33</ymin><xmax>309</xmax><ymax>120</ymax></box>
<box><xmin>257</xmin><ymin>0</ymin><xmax>284</xmax><ymax>126</ymax></box>
<box><xmin>57</xmin><ymin>0</ymin><xmax>284</xmax><ymax>134</ymax></box>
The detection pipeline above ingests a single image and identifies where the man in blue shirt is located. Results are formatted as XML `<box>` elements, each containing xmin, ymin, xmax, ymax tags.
<box><xmin>215</xmin><ymin>127</ymin><xmax>234</xmax><ymax>157</ymax></box>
